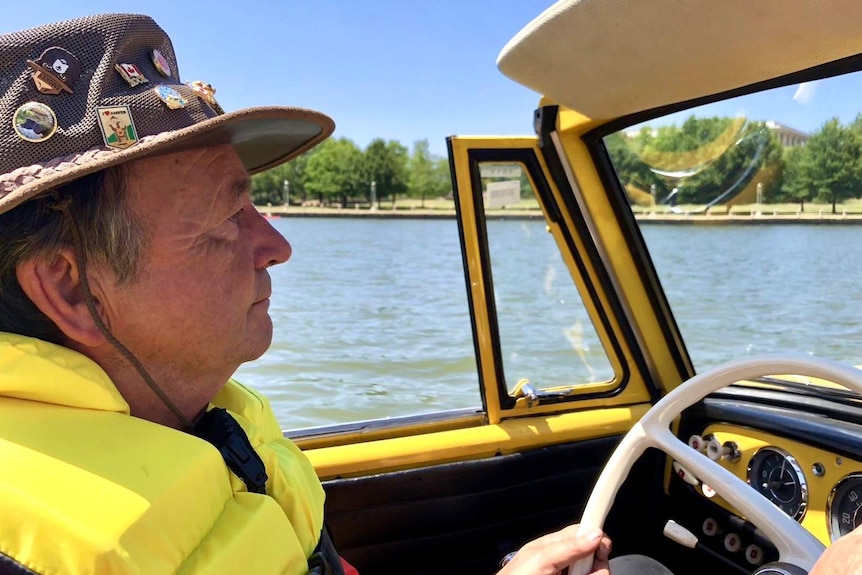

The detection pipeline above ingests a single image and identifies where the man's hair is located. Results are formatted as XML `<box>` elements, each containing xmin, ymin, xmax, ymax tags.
<box><xmin>0</xmin><ymin>167</ymin><xmax>148</xmax><ymax>344</ymax></box>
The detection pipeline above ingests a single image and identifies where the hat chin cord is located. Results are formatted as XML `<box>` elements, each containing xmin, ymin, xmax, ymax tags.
<box><xmin>50</xmin><ymin>198</ymin><xmax>193</xmax><ymax>430</ymax></box>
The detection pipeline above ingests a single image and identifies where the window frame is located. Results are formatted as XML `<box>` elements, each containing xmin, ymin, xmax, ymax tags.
<box><xmin>448</xmin><ymin>136</ymin><xmax>653</xmax><ymax>421</ymax></box>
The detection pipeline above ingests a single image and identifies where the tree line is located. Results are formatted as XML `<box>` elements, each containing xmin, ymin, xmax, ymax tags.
<box><xmin>255</xmin><ymin>115</ymin><xmax>862</xmax><ymax>213</ymax></box>
<box><xmin>251</xmin><ymin>138</ymin><xmax>452</xmax><ymax>207</ymax></box>
<box><xmin>607</xmin><ymin>114</ymin><xmax>862</xmax><ymax>213</ymax></box>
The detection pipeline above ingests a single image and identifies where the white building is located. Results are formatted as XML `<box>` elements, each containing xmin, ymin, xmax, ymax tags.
<box><xmin>765</xmin><ymin>121</ymin><xmax>809</xmax><ymax>147</ymax></box>
<box><xmin>623</xmin><ymin>121</ymin><xmax>808</xmax><ymax>148</ymax></box>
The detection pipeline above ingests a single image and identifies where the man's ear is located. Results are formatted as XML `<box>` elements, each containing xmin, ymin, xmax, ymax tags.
<box><xmin>16</xmin><ymin>250</ymin><xmax>107</xmax><ymax>347</ymax></box>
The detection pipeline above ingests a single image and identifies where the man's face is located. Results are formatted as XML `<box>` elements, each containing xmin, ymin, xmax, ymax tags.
<box><xmin>97</xmin><ymin>145</ymin><xmax>291</xmax><ymax>402</ymax></box>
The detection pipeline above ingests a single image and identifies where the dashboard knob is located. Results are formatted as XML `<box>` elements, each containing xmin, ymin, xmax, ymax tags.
<box><xmin>746</xmin><ymin>544</ymin><xmax>764</xmax><ymax>565</ymax></box>
<box><xmin>724</xmin><ymin>532</ymin><xmax>742</xmax><ymax>553</ymax></box>
<box><xmin>702</xmin><ymin>517</ymin><xmax>719</xmax><ymax>537</ymax></box>
<box><xmin>706</xmin><ymin>437</ymin><xmax>724</xmax><ymax>460</ymax></box>
<box><xmin>672</xmin><ymin>461</ymin><xmax>700</xmax><ymax>486</ymax></box>
<box><xmin>706</xmin><ymin>438</ymin><xmax>740</xmax><ymax>462</ymax></box>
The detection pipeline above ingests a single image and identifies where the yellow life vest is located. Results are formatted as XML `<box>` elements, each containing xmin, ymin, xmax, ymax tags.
<box><xmin>0</xmin><ymin>333</ymin><xmax>325</xmax><ymax>574</ymax></box>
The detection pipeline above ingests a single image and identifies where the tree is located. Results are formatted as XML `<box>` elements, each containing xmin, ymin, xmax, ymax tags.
<box><xmin>617</xmin><ymin>118</ymin><xmax>783</xmax><ymax>207</ymax></box>
<box><xmin>250</xmin><ymin>166</ymin><xmax>285</xmax><ymax>205</ymax></box>
<box><xmin>408</xmin><ymin>139</ymin><xmax>439</xmax><ymax>206</ymax></box>
<box><xmin>848</xmin><ymin>112</ymin><xmax>862</xmax><ymax>138</ymax></box>
<box><xmin>408</xmin><ymin>140</ymin><xmax>453</xmax><ymax>205</ymax></box>
<box><xmin>778</xmin><ymin>146</ymin><xmax>810</xmax><ymax>211</ymax></box>
<box><xmin>802</xmin><ymin>118</ymin><xmax>862</xmax><ymax>213</ymax></box>
<box><xmin>362</xmin><ymin>139</ymin><xmax>408</xmax><ymax>207</ymax></box>
<box><xmin>250</xmin><ymin>145</ymin><xmax>321</xmax><ymax>205</ymax></box>
<box><xmin>433</xmin><ymin>157</ymin><xmax>453</xmax><ymax>199</ymax></box>
<box><xmin>680</xmin><ymin>121</ymin><xmax>782</xmax><ymax>204</ymax></box>
<box><xmin>279</xmin><ymin>151</ymin><xmax>315</xmax><ymax>204</ymax></box>
<box><xmin>304</xmin><ymin>138</ymin><xmax>364</xmax><ymax>206</ymax></box>
<box><xmin>604</xmin><ymin>132</ymin><xmax>665</xmax><ymax>203</ymax></box>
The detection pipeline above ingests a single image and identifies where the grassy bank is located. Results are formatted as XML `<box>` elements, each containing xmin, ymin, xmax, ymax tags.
<box><xmin>257</xmin><ymin>198</ymin><xmax>862</xmax><ymax>223</ymax></box>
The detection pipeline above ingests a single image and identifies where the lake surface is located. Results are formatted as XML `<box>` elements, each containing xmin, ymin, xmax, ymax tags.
<box><xmin>235</xmin><ymin>218</ymin><xmax>862</xmax><ymax>430</ymax></box>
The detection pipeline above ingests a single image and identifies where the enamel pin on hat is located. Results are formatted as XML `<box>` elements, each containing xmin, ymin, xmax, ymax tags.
<box><xmin>188</xmin><ymin>81</ymin><xmax>224</xmax><ymax>115</ymax></box>
<box><xmin>12</xmin><ymin>102</ymin><xmax>58</xmax><ymax>142</ymax></box>
<box><xmin>96</xmin><ymin>105</ymin><xmax>138</xmax><ymax>149</ymax></box>
<box><xmin>0</xmin><ymin>13</ymin><xmax>334</xmax><ymax>217</ymax></box>
<box><xmin>26</xmin><ymin>46</ymin><xmax>82</xmax><ymax>94</ymax></box>
<box><xmin>151</xmin><ymin>49</ymin><xmax>172</xmax><ymax>77</ymax></box>
<box><xmin>154</xmin><ymin>85</ymin><xmax>187</xmax><ymax>109</ymax></box>
<box><xmin>115</xmin><ymin>62</ymin><xmax>149</xmax><ymax>87</ymax></box>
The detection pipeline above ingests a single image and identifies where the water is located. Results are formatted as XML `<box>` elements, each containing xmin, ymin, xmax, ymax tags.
<box><xmin>237</xmin><ymin>218</ymin><xmax>478</xmax><ymax>429</ymax></box>
<box><xmin>235</xmin><ymin>219</ymin><xmax>862</xmax><ymax>430</ymax></box>
<box><xmin>645</xmin><ymin>225</ymin><xmax>862</xmax><ymax>367</ymax></box>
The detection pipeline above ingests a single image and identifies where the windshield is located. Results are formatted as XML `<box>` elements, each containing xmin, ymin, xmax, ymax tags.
<box><xmin>603</xmin><ymin>71</ymin><xmax>862</xmax><ymax>372</ymax></box>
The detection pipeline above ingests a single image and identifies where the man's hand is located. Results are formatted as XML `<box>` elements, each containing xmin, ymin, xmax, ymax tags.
<box><xmin>809</xmin><ymin>525</ymin><xmax>862</xmax><ymax>575</ymax></box>
<box><xmin>496</xmin><ymin>524</ymin><xmax>612</xmax><ymax>575</ymax></box>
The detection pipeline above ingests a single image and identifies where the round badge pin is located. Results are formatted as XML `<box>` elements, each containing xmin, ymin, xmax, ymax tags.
<box><xmin>12</xmin><ymin>101</ymin><xmax>59</xmax><ymax>142</ymax></box>
<box><xmin>154</xmin><ymin>85</ymin><xmax>187</xmax><ymax>109</ymax></box>
<box><xmin>151</xmin><ymin>49</ymin><xmax>172</xmax><ymax>78</ymax></box>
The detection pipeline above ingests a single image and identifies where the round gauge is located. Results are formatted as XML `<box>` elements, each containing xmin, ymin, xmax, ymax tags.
<box><xmin>747</xmin><ymin>447</ymin><xmax>808</xmax><ymax>521</ymax></box>
<box><xmin>827</xmin><ymin>473</ymin><xmax>862</xmax><ymax>541</ymax></box>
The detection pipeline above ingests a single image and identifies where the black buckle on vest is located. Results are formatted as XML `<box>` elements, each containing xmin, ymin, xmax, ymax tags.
<box><xmin>191</xmin><ymin>407</ymin><xmax>268</xmax><ymax>494</ymax></box>
<box><xmin>307</xmin><ymin>526</ymin><xmax>345</xmax><ymax>575</ymax></box>
<box><xmin>306</xmin><ymin>551</ymin><xmax>334</xmax><ymax>575</ymax></box>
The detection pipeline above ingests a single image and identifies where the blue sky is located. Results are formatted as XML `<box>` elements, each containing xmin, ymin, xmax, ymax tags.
<box><xmin>5</xmin><ymin>1</ymin><xmax>862</xmax><ymax>155</ymax></box>
<box><xmin>637</xmin><ymin>76</ymin><xmax>862</xmax><ymax>137</ymax></box>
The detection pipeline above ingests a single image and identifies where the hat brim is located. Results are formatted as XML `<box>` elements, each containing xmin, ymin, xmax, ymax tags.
<box><xmin>0</xmin><ymin>106</ymin><xmax>334</xmax><ymax>215</ymax></box>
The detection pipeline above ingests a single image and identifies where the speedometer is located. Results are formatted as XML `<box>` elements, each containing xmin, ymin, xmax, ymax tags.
<box><xmin>747</xmin><ymin>447</ymin><xmax>808</xmax><ymax>520</ymax></box>
<box><xmin>828</xmin><ymin>473</ymin><xmax>862</xmax><ymax>541</ymax></box>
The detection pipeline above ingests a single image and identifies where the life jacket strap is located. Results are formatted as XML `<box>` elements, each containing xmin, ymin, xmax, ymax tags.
<box><xmin>191</xmin><ymin>407</ymin><xmax>268</xmax><ymax>494</ymax></box>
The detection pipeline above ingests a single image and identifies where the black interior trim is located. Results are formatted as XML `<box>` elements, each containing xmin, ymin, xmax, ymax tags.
<box><xmin>0</xmin><ymin>553</ymin><xmax>38</xmax><ymax>575</ymax></box>
<box><xmin>323</xmin><ymin>436</ymin><xmax>664</xmax><ymax>575</ymax></box>
<box><xmin>588</xmin><ymin>52</ymin><xmax>862</xmax><ymax>141</ymax></box>
<box><xmin>717</xmin><ymin>384</ymin><xmax>862</xmax><ymax>419</ymax></box>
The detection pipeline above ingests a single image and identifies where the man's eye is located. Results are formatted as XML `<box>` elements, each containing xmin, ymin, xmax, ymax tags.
<box><xmin>227</xmin><ymin>207</ymin><xmax>243</xmax><ymax>223</ymax></box>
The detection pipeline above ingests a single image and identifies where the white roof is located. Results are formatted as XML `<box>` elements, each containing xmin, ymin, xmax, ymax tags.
<box><xmin>497</xmin><ymin>0</ymin><xmax>862</xmax><ymax>120</ymax></box>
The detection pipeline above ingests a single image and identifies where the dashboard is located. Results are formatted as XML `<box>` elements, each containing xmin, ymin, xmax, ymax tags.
<box><xmin>665</xmin><ymin>386</ymin><xmax>862</xmax><ymax>573</ymax></box>
<box><xmin>691</xmin><ymin>424</ymin><xmax>862</xmax><ymax>544</ymax></box>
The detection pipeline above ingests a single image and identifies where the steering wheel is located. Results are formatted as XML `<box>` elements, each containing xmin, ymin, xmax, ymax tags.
<box><xmin>567</xmin><ymin>354</ymin><xmax>862</xmax><ymax>575</ymax></box>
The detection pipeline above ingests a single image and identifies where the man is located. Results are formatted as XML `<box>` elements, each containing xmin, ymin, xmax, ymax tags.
<box><xmin>0</xmin><ymin>13</ymin><xmax>615</xmax><ymax>575</ymax></box>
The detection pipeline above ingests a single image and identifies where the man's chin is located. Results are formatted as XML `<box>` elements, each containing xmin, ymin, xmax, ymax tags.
<box><xmin>243</xmin><ymin>317</ymin><xmax>274</xmax><ymax>361</ymax></box>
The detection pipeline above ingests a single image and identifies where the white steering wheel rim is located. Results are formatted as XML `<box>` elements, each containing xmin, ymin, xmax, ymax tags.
<box><xmin>567</xmin><ymin>354</ymin><xmax>862</xmax><ymax>575</ymax></box>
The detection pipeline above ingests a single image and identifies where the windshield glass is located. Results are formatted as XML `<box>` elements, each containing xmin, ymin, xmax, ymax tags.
<box><xmin>604</xmin><ymin>71</ymin><xmax>862</xmax><ymax>371</ymax></box>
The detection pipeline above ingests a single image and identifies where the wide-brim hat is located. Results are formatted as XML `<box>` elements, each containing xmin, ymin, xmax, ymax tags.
<box><xmin>0</xmin><ymin>13</ymin><xmax>334</xmax><ymax>215</ymax></box>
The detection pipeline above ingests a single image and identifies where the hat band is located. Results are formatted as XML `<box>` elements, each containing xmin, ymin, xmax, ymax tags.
<box><xmin>0</xmin><ymin>133</ymin><xmax>165</xmax><ymax>196</ymax></box>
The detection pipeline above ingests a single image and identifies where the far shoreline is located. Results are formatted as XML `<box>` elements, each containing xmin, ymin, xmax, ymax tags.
<box><xmin>257</xmin><ymin>205</ymin><xmax>862</xmax><ymax>224</ymax></box>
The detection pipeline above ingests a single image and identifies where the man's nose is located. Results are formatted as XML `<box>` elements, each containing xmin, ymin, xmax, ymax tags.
<box><xmin>253</xmin><ymin>212</ymin><xmax>292</xmax><ymax>268</ymax></box>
